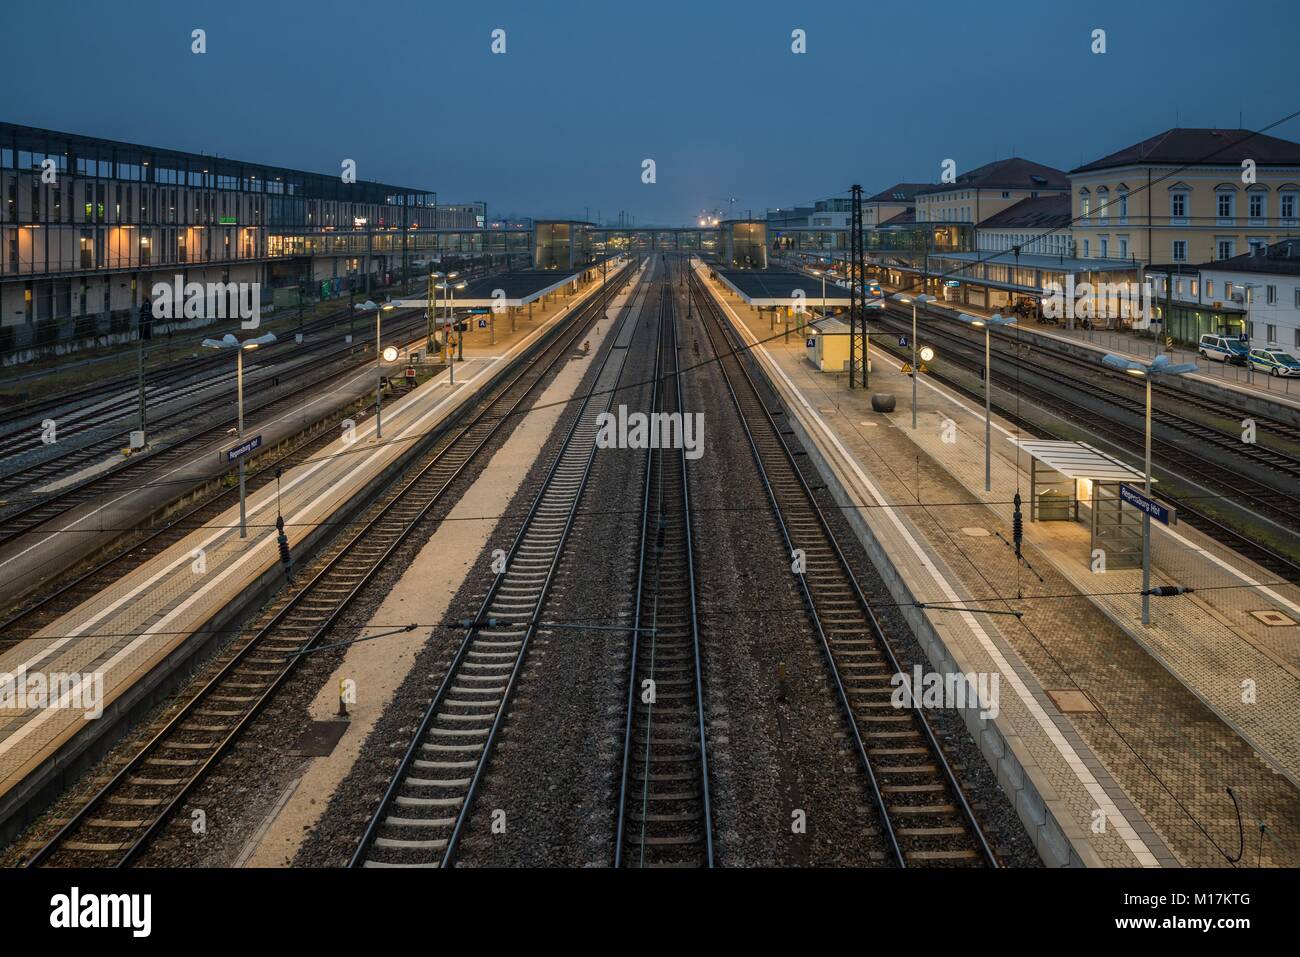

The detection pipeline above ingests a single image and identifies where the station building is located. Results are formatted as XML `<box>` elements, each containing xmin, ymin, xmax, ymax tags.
<box><xmin>1146</xmin><ymin>238</ymin><xmax>1300</xmax><ymax>348</ymax></box>
<box><xmin>0</xmin><ymin>122</ymin><xmax>522</xmax><ymax>359</ymax></box>
<box><xmin>1069</xmin><ymin>128</ymin><xmax>1300</xmax><ymax>267</ymax></box>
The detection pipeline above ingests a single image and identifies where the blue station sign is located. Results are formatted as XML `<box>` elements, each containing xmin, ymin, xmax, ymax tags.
<box><xmin>1119</xmin><ymin>483</ymin><xmax>1174</xmax><ymax>525</ymax></box>
<box><xmin>225</xmin><ymin>434</ymin><xmax>263</xmax><ymax>463</ymax></box>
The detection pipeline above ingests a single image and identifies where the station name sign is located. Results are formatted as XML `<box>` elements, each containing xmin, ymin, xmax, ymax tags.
<box><xmin>225</xmin><ymin>434</ymin><xmax>262</xmax><ymax>463</ymax></box>
<box><xmin>1119</xmin><ymin>483</ymin><xmax>1174</xmax><ymax>525</ymax></box>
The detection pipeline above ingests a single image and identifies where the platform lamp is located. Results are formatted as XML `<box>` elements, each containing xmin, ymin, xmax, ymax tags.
<box><xmin>201</xmin><ymin>331</ymin><xmax>277</xmax><ymax>537</ymax></box>
<box><xmin>430</xmin><ymin>270</ymin><xmax>460</xmax><ymax>362</ymax></box>
<box><xmin>893</xmin><ymin>292</ymin><xmax>936</xmax><ymax>429</ymax></box>
<box><xmin>357</xmin><ymin>299</ymin><xmax>397</xmax><ymax>439</ymax></box>
<box><xmin>956</xmin><ymin>312</ymin><xmax>1016</xmax><ymax>492</ymax></box>
<box><xmin>436</xmin><ymin>278</ymin><xmax>468</xmax><ymax>380</ymax></box>
<box><xmin>1101</xmin><ymin>353</ymin><xmax>1197</xmax><ymax>625</ymax></box>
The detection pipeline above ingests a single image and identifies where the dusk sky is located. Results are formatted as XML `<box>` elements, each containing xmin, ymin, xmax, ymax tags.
<box><xmin>6</xmin><ymin>0</ymin><xmax>1299</xmax><ymax>224</ymax></box>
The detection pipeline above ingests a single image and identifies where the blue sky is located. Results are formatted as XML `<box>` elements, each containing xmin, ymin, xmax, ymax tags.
<box><xmin>6</xmin><ymin>0</ymin><xmax>1299</xmax><ymax>224</ymax></box>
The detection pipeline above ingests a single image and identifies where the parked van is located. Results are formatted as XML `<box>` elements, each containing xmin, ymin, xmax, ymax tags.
<box><xmin>1198</xmin><ymin>334</ymin><xmax>1249</xmax><ymax>365</ymax></box>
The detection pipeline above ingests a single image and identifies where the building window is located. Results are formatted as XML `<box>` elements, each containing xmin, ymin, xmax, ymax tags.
<box><xmin>1118</xmin><ymin>186</ymin><xmax>1129</xmax><ymax>222</ymax></box>
<box><xmin>1267</xmin><ymin>324</ymin><xmax>1277</xmax><ymax>343</ymax></box>
<box><xmin>1096</xmin><ymin>186</ymin><xmax>1109</xmax><ymax>222</ymax></box>
<box><xmin>1080</xmin><ymin>189</ymin><xmax>1091</xmax><ymax>220</ymax></box>
<box><xmin>1248</xmin><ymin>191</ymin><xmax>1265</xmax><ymax>221</ymax></box>
<box><xmin>1119</xmin><ymin>236</ymin><xmax>1129</xmax><ymax>258</ymax></box>
<box><xmin>1281</xmin><ymin>191</ymin><xmax>1298</xmax><ymax>223</ymax></box>
<box><xmin>1206</xmin><ymin>280</ymin><xmax>1215</xmax><ymax>298</ymax></box>
<box><xmin>1099</xmin><ymin>237</ymin><xmax>1109</xmax><ymax>258</ymax></box>
<box><xmin>1170</xmin><ymin>191</ymin><xmax>1187</xmax><ymax>221</ymax></box>
<box><xmin>1217</xmin><ymin>239</ymin><xmax>1235</xmax><ymax>259</ymax></box>
<box><xmin>1083</xmin><ymin>238</ymin><xmax>1090</xmax><ymax>258</ymax></box>
<box><xmin>1249</xmin><ymin>238</ymin><xmax>1267</xmax><ymax>255</ymax></box>
<box><xmin>1172</xmin><ymin>239</ymin><xmax>1187</xmax><ymax>262</ymax></box>
<box><xmin>1267</xmin><ymin>285</ymin><xmax>1277</xmax><ymax>304</ymax></box>
<box><xmin>1001</xmin><ymin>191</ymin><xmax>1009</xmax><ymax>199</ymax></box>
<box><xmin>1217</xmin><ymin>189</ymin><xmax>1235</xmax><ymax>222</ymax></box>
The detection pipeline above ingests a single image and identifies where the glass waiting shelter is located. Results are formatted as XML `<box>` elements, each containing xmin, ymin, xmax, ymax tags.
<box><xmin>1008</xmin><ymin>439</ymin><xmax>1149</xmax><ymax>569</ymax></box>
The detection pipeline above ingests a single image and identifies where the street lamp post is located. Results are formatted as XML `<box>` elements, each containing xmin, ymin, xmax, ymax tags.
<box><xmin>375</xmin><ymin>301</ymin><xmax>395</xmax><ymax>439</ymax></box>
<box><xmin>1102</xmin><ymin>353</ymin><xmax>1197</xmax><ymax>625</ymax></box>
<box><xmin>435</xmin><ymin>278</ymin><xmax>467</xmax><ymax>381</ymax></box>
<box><xmin>201</xmin><ymin>331</ymin><xmax>277</xmax><ymax>537</ymax></box>
<box><xmin>893</xmin><ymin>292</ymin><xmax>936</xmax><ymax>429</ymax></box>
<box><xmin>957</xmin><ymin>312</ymin><xmax>1016</xmax><ymax>491</ymax></box>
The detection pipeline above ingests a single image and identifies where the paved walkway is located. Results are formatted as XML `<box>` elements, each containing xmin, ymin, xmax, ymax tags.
<box><xmin>0</xmin><ymin>269</ymin><xmax>618</xmax><ymax>809</ymax></box>
<box><xmin>703</xmin><ymin>268</ymin><xmax>1300</xmax><ymax>868</ymax></box>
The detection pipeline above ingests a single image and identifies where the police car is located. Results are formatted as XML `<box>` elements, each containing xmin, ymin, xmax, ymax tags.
<box><xmin>1247</xmin><ymin>348</ymin><xmax>1300</xmax><ymax>377</ymax></box>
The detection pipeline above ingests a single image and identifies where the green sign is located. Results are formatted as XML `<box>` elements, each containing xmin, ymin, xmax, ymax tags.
<box><xmin>219</xmin><ymin>216</ymin><xmax>237</xmax><ymax>225</ymax></box>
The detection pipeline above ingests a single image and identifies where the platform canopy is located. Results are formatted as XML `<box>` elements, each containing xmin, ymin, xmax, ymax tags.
<box><xmin>1008</xmin><ymin>439</ymin><xmax>1148</xmax><ymax>482</ymax></box>
<box><xmin>391</xmin><ymin>269</ymin><xmax>584</xmax><ymax>310</ymax></box>
<box><xmin>715</xmin><ymin>270</ymin><xmax>855</xmax><ymax>308</ymax></box>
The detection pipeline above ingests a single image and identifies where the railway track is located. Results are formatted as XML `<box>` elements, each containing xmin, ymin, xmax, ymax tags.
<box><xmin>0</xmin><ymin>307</ymin><xmax>430</xmax><ymax>549</ymax></box>
<box><xmin>692</xmin><ymin>271</ymin><xmax>998</xmax><ymax>868</ymax></box>
<box><xmin>351</xmin><ymin>261</ymin><xmax>653</xmax><ymax>868</ymax></box>
<box><xmin>869</xmin><ymin>305</ymin><xmax>1300</xmax><ymax>580</ymax></box>
<box><xmin>22</xmin><ymin>263</ymin><xmax>634</xmax><ymax>868</ymax></box>
<box><xmin>0</xmin><ymin>398</ymin><xmax>377</xmax><ymax>652</ymax></box>
<box><xmin>614</xmin><ymin>266</ymin><xmax>713</xmax><ymax>868</ymax></box>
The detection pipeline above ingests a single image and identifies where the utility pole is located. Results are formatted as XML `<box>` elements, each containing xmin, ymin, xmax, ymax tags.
<box><xmin>848</xmin><ymin>184</ymin><xmax>866</xmax><ymax>388</ymax></box>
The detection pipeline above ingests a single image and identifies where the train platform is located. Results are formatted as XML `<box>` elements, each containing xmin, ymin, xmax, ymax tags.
<box><xmin>0</xmin><ymin>272</ymin><xmax>619</xmax><ymax>611</ymax></box>
<box><xmin>0</xmin><ymin>265</ymin><xmax>624</xmax><ymax>826</ymax></box>
<box><xmin>700</xmin><ymin>265</ymin><xmax>1300</xmax><ymax>868</ymax></box>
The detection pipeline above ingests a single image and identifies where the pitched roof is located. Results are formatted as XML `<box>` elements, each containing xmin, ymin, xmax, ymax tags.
<box><xmin>1071</xmin><ymin>128</ymin><xmax>1300</xmax><ymax>174</ymax></box>
<box><xmin>1201</xmin><ymin>238</ymin><xmax>1300</xmax><ymax>276</ymax></box>
<box><xmin>866</xmin><ymin>183</ymin><xmax>932</xmax><ymax>204</ymax></box>
<box><xmin>977</xmin><ymin>194</ymin><xmax>1071</xmax><ymax>229</ymax></box>
<box><xmin>916</xmin><ymin>158</ymin><xmax>1068</xmax><ymax>195</ymax></box>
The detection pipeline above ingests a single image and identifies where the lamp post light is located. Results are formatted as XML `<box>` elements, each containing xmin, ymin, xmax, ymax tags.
<box><xmin>201</xmin><ymin>331</ymin><xmax>277</xmax><ymax>537</ymax></box>
<box><xmin>436</xmin><ymin>279</ymin><xmax>467</xmax><ymax>381</ymax></box>
<box><xmin>957</xmin><ymin>312</ymin><xmax>1016</xmax><ymax>492</ymax></box>
<box><xmin>357</xmin><ymin>300</ymin><xmax>397</xmax><ymax>439</ymax></box>
<box><xmin>893</xmin><ymin>292</ymin><xmax>936</xmax><ymax>429</ymax></box>
<box><xmin>1101</xmin><ymin>353</ymin><xmax>1197</xmax><ymax>625</ymax></box>
<box><xmin>430</xmin><ymin>271</ymin><xmax>460</xmax><ymax>368</ymax></box>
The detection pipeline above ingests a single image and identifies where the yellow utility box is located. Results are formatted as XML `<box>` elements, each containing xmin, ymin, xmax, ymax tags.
<box><xmin>804</xmin><ymin>317</ymin><xmax>854</xmax><ymax>373</ymax></box>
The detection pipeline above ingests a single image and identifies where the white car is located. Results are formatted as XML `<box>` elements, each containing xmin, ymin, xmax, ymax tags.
<box><xmin>1247</xmin><ymin>348</ymin><xmax>1300</xmax><ymax>377</ymax></box>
